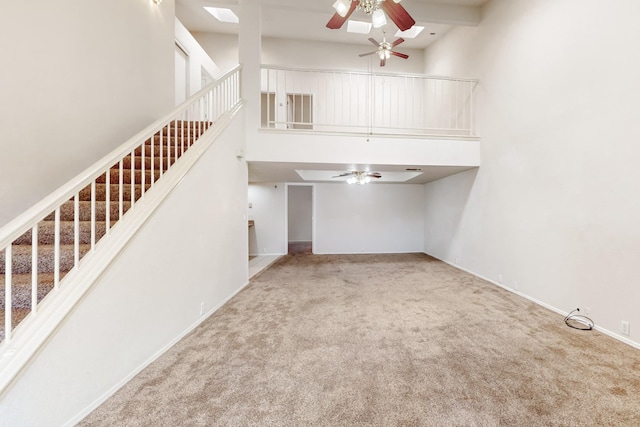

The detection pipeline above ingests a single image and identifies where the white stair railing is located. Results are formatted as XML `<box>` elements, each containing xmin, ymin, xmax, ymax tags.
<box><xmin>261</xmin><ymin>65</ymin><xmax>477</xmax><ymax>137</ymax></box>
<box><xmin>0</xmin><ymin>65</ymin><xmax>241</xmax><ymax>345</ymax></box>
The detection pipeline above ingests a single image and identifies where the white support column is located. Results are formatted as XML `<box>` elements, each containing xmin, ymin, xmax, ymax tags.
<box><xmin>238</xmin><ymin>0</ymin><xmax>262</xmax><ymax>135</ymax></box>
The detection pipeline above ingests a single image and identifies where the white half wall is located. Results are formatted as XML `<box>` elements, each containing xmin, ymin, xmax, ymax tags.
<box><xmin>0</xmin><ymin>110</ymin><xmax>249</xmax><ymax>425</ymax></box>
<box><xmin>314</xmin><ymin>183</ymin><xmax>424</xmax><ymax>254</ymax></box>
<box><xmin>0</xmin><ymin>0</ymin><xmax>175</xmax><ymax>227</ymax></box>
<box><xmin>422</xmin><ymin>0</ymin><xmax>640</xmax><ymax>347</ymax></box>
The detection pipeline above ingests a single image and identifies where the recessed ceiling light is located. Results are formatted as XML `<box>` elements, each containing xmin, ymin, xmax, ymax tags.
<box><xmin>395</xmin><ymin>25</ymin><xmax>424</xmax><ymax>39</ymax></box>
<box><xmin>204</xmin><ymin>7</ymin><xmax>239</xmax><ymax>23</ymax></box>
<box><xmin>347</xmin><ymin>20</ymin><xmax>372</xmax><ymax>34</ymax></box>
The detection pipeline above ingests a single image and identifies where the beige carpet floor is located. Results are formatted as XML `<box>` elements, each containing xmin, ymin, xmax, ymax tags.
<box><xmin>79</xmin><ymin>253</ymin><xmax>640</xmax><ymax>426</ymax></box>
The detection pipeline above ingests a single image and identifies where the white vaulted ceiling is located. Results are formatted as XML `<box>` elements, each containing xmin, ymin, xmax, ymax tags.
<box><xmin>174</xmin><ymin>0</ymin><xmax>488</xmax><ymax>184</ymax></box>
<box><xmin>175</xmin><ymin>0</ymin><xmax>489</xmax><ymax>49</ymax></box>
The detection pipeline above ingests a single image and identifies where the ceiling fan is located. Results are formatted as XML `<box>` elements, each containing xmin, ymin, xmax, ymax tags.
<box><xmin>359</xmin><ymin>33</ymin><xmax>408</xmax><ymax>66</ymax></box>
<box><xmin>327</xmin><ymin>0</ymin><xmax>416</xmax><ymax>32</ymax></box>
<box><xmin>333</xmin><ymin>170</ymin><xmax>382</xmax><ymax>185</ymax></box>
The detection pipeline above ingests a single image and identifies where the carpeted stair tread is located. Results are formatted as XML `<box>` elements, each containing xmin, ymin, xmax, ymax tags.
<box><xmin>0</xmin><ymin>244</ymin><xmax>92</xmax><ymax>275</ymax></box>
<box><xmin>43</xmin><ymin>200</ymin><xmax>131</xmax><ymax>222</ymax></box>
<box><xmin>147</xmin><ymin>134</ymin><xmax>198</xmax><ymax>145</ymax></box>
<box><xmin>78</xmin><ymin>183</ymin><xmax>151</xmax><ymax>202</ymax></box>
<box><xmin>0</xmin><ymin>273</ymin><xmax>55</xmax><ymax>310</ymax></box>
<box><xmin>159</xmin><ymin>127</ymin><xmax>207</xmax><ymax>138</ymax></box>
<box><xmin>13</xmin><ymin>221</ymin><xmax>107</xmax><ymax>245</ymax></box>
<box><xmin>134</xmin><ymin>144</ymin><xmax>183</xmax><ymax>157</ymax></box>
<box><xmin>1</xmin><ymin>119</ymin><xmax>207</xmax><ymax>342</ymax></box>
<box><xmin>121</xmin><ymin>155</ymin><xmax>170</xmax><ymax>171</ymax></box>
<box><xmin>96</xmin><ymin>168</ymin><xmax>161</xmax><ymax>185</ymax></box>
<box><xmin>0</xmin><ymin>308</ymin><xmax>31</xmax><ymax>342</ymax></box>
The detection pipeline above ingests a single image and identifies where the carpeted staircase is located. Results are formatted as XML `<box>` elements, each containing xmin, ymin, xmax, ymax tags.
<box><xmin>0</xmin><ymin>121</ymin><xmax>210</xmax><ymax>342</ymax></box>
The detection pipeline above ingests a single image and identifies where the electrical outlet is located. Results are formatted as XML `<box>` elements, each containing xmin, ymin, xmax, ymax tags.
<box><xmin>621</xmin><ymin>321</ymin><xmax>630</xmax><ymax>336</ymax></box>
<box><xmin>498</xmin><ymin>274</ymin><xmax>503</xmax><ymax>284</ymax></box>
<box><xmin>513</xmin><ymin>281</ymin><xmax>519</xmax><ymax>291</ymax></box>
<box><xmin>200</xmin><ymin>302</ymin><xmax>205</xmax><ymax>316</ymax></box>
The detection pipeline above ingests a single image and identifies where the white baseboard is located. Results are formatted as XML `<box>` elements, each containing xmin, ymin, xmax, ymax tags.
<box><xmin>425</xmin><ymin>252</ymin><xmax>640</xmax><ymax>351</ymax></box>
<box><xmin>64</xmin><ymin>280</ymin><xmax>251</xmax><ymax>427</ymax></box>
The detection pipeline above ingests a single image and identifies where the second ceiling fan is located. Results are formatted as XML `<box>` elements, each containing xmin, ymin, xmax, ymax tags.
<box><xmin>359</xmin><ymin>34</ymin><xmax>409</xmax><ymax>66</ymax></box>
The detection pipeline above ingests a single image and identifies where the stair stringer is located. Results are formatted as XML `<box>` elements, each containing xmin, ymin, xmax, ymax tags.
<box><xmin>0</xmin><ymin>103</ymin><xmax>248</xmax><ymax>425</ymax></box>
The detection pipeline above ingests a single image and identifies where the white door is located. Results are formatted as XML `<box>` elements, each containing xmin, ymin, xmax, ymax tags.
<box><xmin>175</xmin><ymin>43</ymin><xmax>189</xmax><ymax>105</ymax></box>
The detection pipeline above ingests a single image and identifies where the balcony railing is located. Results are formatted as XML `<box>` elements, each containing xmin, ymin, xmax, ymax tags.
<box><xmin>261</xmin><ymin>65</ymin><xmax>477</xmax><ymax>137</ymax></box>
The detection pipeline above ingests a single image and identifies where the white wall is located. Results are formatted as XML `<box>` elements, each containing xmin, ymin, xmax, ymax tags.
<box><xmin>193</xmin><ymin>32</ymin><xmax>240</xmax><ymax>75</ymax></box>
<box><xmin>248</xmin><ymin>183</ymin><xmax>287</xmax><ymax>255</ymax></box>
<box><xmin>175</xmin><ymin>18</ymin><xmax>222</xmax><ymax>90</ymax></box>
<box><xmin>193</xmin><ymin>34</ymin><xmax>425</xmax><ymax>75</ymax></box>
<box><xmin>0</xmin><ymin>110</ymin><xmax>249</xmax><ymax>426</ymax></box>
<box><xmin>422</xmin><ymin>0</ymin><xmax>640</xmax><ymax>346</ymax></box>
<box><xmin>261</xmin><ymin>37</ymin><xmax>425</xmax><ymax>74</ymax></box>
<box><xmin>250</xmin><ymin>182</ymin><xmax>424</xmax><ymax>255</ymax></box>
<box><xmin>288</xmin><ymin>185</ymin><xmax>313</xmax><ymax>242</ymax></box>
<box><xmin>315</xmin><ymin>183</ymin><xmax>424</xmax><ymax>254</ymax></box>
<box><xmin>0</xmin><ymin>0</ymin><xmax>175</xmax><ymax>227</ymax></box>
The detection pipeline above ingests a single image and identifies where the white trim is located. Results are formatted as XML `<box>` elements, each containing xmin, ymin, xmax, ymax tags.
<box><xmin>426</xmin><ymin>252</ymin><xmax>640</xmax><ymax>351</ymax></box>
<box><xmin>285</xmin><ymin>183</ymin><xmax>315</xmax><ymax>254</ymax></box>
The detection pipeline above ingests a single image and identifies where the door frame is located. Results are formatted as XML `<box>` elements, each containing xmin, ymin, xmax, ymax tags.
<box><xmin>285</xmin><ymin>183</ymin><xmax>315</xmax><ymax>254</ymax></box>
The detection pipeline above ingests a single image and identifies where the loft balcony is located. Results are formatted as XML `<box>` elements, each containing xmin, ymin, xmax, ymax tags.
<box><xmin>247</xmin><ymin>66</ymin><xmax>481</xmax><ymax>183</ymax></box>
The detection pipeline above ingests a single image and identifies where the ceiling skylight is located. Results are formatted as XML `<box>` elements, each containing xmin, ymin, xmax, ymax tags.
<box><xmin>395</xmin><ymin>25</ymin><xmax>424</xmax><ymax>39</ymax></box>
<box><xmin>347</xmin><ymin>20</ymin><xmax>372</xmax><ymax>34</ymax></box>
<box><xmin>204</xmin><ymin>7</ymin><xmax>239</xmax><ymax>23</ymax></box>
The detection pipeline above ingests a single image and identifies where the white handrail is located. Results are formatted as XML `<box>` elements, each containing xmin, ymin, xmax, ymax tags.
<box><xmin>0</xmin><ymin>65</ymin><xmax>241</xmax><ymax>249</ymax></box>
<box><xmin>0</xmin><ymin>65</ymin><xmax>242</xmax><ymax>343</ymax></box>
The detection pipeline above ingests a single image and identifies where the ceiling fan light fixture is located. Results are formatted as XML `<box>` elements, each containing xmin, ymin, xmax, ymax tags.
<box><xmin>333</xmin><ymin>0</ymin><xmax>351</xmax><ymax>17</ymax></box>
<box><xmin>377</xmin><ymin>49</ymin><xmax>390</xmax><ymax>60</ymax></box>
<box><xmin>371</xmin><ymin>9</ymin><xmax>387</xmax><ymax>28</ymax></box>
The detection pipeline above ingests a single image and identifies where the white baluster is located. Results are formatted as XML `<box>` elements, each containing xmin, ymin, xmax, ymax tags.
<box><xmin>54</xmin><ymin>207</ymin><xmax>60</xmax><ymax>288</ymax></box>
<box><xmin>119</xmin><ymin>160</ymin><xmax>123</xmax><ymax>220</ymax></box>
<box><xmin>131</xmin><ymin>151</ymin><xmax>135</xmax><ymax>206</ymax></box>
<box><xmin>74</xmin><ymin>193</ymin><xmax>79</xmax><ymax>267</ymax></box>
<box><xmin>105</xmin><ymin>172</ymin><xmax>111</xmax><ymax>235</ymax></box>
<box><xmin>91</xmin><ymin>181</ymin><xmax>96</xmax><ymax>250</ymax></box>
<box><xmin>5</xmin><ymin>246</ymin><xmax>12</xmax><ymax>342</ymax></box>
<box><xmin>31</xmin><ymin>224</ymin><xmax>38</xmax><ymax>313</ymax></box>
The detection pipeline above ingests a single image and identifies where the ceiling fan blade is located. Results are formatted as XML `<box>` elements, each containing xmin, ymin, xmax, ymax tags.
<box><xmin>332</xmin><ymin>172</ymin><xmax>354</xmax><ymax>178</ymax></box>
<box><xmin>391</xmin><ymin>51</ymin><xmax>409</xmax><ymax>59</ymax></box>
<box><xmin>391</xmin><ymin>37</ymin><xmax>405</xmax><ymax>47</ymax></box>
<box><xmin>368</xmin><ymin>37</ymin><xmax>380</xmax><ymax>46</ymax></box>
<box><xmin>380</xmin><ymin>0</ymin><xmax>416</xmax><ymax>32</ymax></box>
<box><xmin>359</xmin><ymin>51</ymin><xmax>377</xmax><ymax>57</ymax></box>
<box><xmin>326</xmin><ymin>0</ymin><xmax>360</xmax><ymax>29</ymax></box>
<box><xmin>380</xmin><ymin>57</ymin><xmax>386</xmax><ymax>67</ymax></box>
<box><xmin>367</xmin><ymin>172</ymin><xmax>382</xmax><ymax>178</ymax></box>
